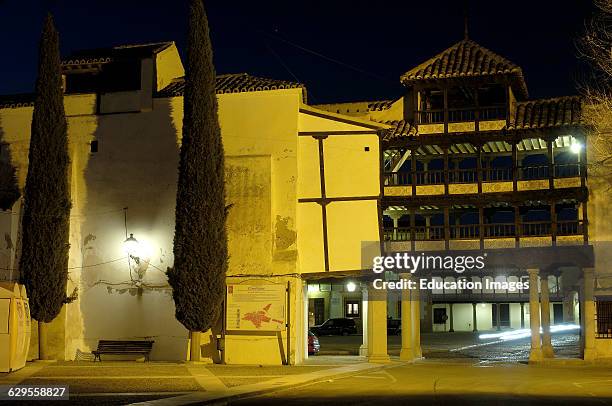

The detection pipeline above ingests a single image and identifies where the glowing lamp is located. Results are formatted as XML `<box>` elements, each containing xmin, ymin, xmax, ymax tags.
<box><xmin>123</xmin><ymin>233</ymin><xmax>140</xmax><ymax>257</ymax></box>
<box><xmin>570</xmin><ymin>140</ymin><xmax>582</xmax><ymax>154</ymax></box>
<box><xmin>346</xmin><ymin>282</ymin><xmax>357</xmax><ymax>292</ymax></box>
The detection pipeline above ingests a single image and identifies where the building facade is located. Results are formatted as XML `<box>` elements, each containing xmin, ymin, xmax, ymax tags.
<box><xmin>0</xmin><ymin>38</ymin><xmax>610</xmax><ymax>364</ymax></box>
<box><xmin>0</xmin><ymin>41</ymin><xmax>382</xmax><ymax>364</ymax></box>
<box><xmin>315</xmin><ymin>38</ymin><xmax>611</xmax><ymax>361</ymax></box>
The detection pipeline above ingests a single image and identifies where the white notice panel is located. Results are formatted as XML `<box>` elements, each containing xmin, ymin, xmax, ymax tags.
<box><xmin>226</xmin><ymin>284</ymin><xmax>286</xmax><ymax>331</ymax></box>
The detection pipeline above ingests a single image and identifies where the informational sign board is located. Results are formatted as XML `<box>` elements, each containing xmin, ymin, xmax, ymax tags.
<box><xmin>226</xmin><ymin>284</ymin><xmax>286</xmax><ymax>331</ymax></box>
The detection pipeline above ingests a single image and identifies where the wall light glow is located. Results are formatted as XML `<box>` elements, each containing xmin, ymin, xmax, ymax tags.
<box><xmin>346</xmin><ymin>282</ymin><xmax>357</xmax><ymax>292</ymax></box>
<box><xmin>570</xmin><ymin>140</ymin><xmax>582</xmax><ymax>154</ymax></box>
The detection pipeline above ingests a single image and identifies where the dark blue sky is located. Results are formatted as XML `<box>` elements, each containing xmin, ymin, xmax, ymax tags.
<box><xmin>0</xmin><ymin>0</ymin><xmax>594</xmax><ymax>103</ymax></box>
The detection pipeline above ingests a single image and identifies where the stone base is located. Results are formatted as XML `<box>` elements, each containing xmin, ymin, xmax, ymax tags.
<box><xmin>543</xmin><ymin>344</ymin><xmax>555</xmax><ymax>358</ymax></box>
<box><xmin>529</xmin><ymin>348</ymin><xmax>543</xmax><ymax>363</ymax></box>
<box><xmin>368</xmin><ymin>353</ymin><xmax>391</xmax><ymax>363</ymax></box>
<box><xmin>359</xmin><ymin>345</ymin><xmax>368</xmax><ymax>356</ymax></box>
<box><xmin>584</xmin><ymin>347</ymin><xmax>596</xmax><ymax>361</ymax></box>
<box><xmin>399</xmin><ymin>348</ymin><xmax>414</xmax><ymax>361</ymax></box>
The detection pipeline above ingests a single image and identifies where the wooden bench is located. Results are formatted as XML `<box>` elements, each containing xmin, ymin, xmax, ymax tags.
<box><xmin>92</xmin><ymin>340</ymin><xmax>154</xmax><ymax>362</ymax></box>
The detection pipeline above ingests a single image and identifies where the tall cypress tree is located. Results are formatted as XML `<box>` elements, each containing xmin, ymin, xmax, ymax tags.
<box><xmin>19</xmin><ymin>14</ymin><xmax>71</xmax><ymax>360</ymax></box>
<box><xmin>167</xmin><ymin>0</ymin><xmax>227</xmax><ymax>361</ymax></box>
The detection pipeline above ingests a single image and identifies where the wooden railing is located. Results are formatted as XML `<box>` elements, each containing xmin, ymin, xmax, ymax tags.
<box><xmin>417</xmin><ymin>106</ymin><xmax>507</xmax><ymax>124</ymax></box>
<box><xmin>384</xmin><ymin>163</ymin><xmax>582</xmax><ymax>186</ymax></box>
<box><xmin>383</xmin><ymin>220</ymin><xmax>584</xmax><ymax>241</ymax></box>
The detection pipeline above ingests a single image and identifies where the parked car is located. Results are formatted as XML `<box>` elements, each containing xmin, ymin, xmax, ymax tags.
<box><xmin>310</xmin><ymin>318</ymin><xmax>357</xmax><ymax>336</ymax></box>
<box><xmin>308</xmin><ymin>330</ymin><xmax>320</xmax><ymax>355</ymax></box>
<box><xmin>387</xmin><ymin>319</ymin><xmax>401</xmax><ymax>336</ymax></box>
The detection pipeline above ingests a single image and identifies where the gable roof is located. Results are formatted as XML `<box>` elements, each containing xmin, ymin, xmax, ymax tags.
<box><xmin>509</xmin><ymin>96</ymin><xmax>582</xmax><ymax>130</ymax></box>
<box><xmin>156</xmin><ymin>73</ymin><xmax>307</xmax><ymax>102</ymax></box>
<box><xmin>401</xmin><ymin>39</ymin><xmax>528</xmax><ymax>98</ymax></box>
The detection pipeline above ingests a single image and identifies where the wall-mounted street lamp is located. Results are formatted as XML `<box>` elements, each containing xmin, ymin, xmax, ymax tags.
<box><xmin>123</xmin><ymin>233</ymin><xmax>141</xmax><ymax>265</ymax></box>
<box><xmin>346</xmin><ymin>281</ymin><xmax>357</xmax><ymax>292</ymax></box>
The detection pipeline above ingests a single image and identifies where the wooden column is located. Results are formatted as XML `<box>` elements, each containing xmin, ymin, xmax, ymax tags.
<box><xmin>479</xmin><ymin>205</ymin><xmax>484</xmax><ymax>249</ymax></box>
<box><xmin>443</xmin><ymin>87</ymin><xmax>449</xmax><ymax>134</ymax></box>
<box><xmin>476</xmin><ymin>144</ymin><xmax>483</xmax><ymax>193</ymax></box>
<box><xmin>512</xmin><ymin>140</ymin><xmax>518</xmax><ymax>192</ymax></box>
<box><xmin>514</xmin><ymin>205</ymin><xmax>520</xmax><ymax>248</ymax></box>
<box><xmin>411</xmin><ymin>148</ymin><xmax>417</xmax><ymax>196</ymax></box>
<box><xmin>443</xmin><ymin>145</ymin><xmax>449</xmax><ymax>194</ymax></box>
<box><xmin>444</xmin><ymin>206</ymin><xmax>450</xmax><ymax>250</ymax></box>
<box><xmin>410</xmin><ymin>208</ymin><xmax>416</xmax><ymax>252</ymax></box>
<box><xmin>551</xmin><ymin>201</ymin><xmax>557</xmax><ymax>247</ymax></box>
<box><xmin>474</xmin><ymin>88</ymin><xmax>480</xmax><ymax>133</ymax></box>
<box><xmin>547</xmin><ymin>138</ymin><xmax>554</xmax><ymax>189</ymax></box>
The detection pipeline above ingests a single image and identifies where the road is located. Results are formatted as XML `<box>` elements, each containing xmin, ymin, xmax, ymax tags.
<box><xmin>234</xmin><ymin>361</ymin><xmax>612</xmax><ymax>405</ymax></box>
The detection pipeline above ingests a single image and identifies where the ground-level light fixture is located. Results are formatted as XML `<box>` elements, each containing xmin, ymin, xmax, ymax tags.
<box><xmin>346</xmin><ymin>281</ymin><xmax>357</xmax><ymax>292</ymax></box>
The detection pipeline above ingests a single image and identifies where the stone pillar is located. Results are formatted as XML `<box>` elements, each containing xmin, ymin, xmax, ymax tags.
<box><xmin>496</xmin><ymin>303</ymin><xmax>501</xmax><ymax>331</ymax></box>
<box><xmin>528</xmin><ymin>268</ymin><xmax>543</xmax><ymax>362</ymax></box>
<box><xmin>563</xmin><ymin>291</ymin><xmax>575</xmax><ymax>323</ymax></box>
<box><xmin>583</xmin><ymin>268</ymin><xmax>596</xmax><ymax>361</ymax></box>
<box><xmin>448</xmin><ymin>303</ymin><xmax>454</xmax><ymax>332</ymax></box>
<box><xmin>399</xmin><ymin>273</ymin><xmax>414</xmax><ymax>361</ymax></box>
<box><xmin>425</xmin><ymin>215</ymin><xmax>431</xmax><ymax>240</ymax></box>
<box><xmin>472</xmin><ymin>302</ymin><xmax>478</xmax><ymax>332</ymax></box>
<box><xmin>367</xmin><ymin>286</ymin><xmax>390</xmax><ymax>363</ymax></box>
<box><xmin>412</xmin><ymin>286</ymin><xmax>422</xmax><ymax>358</ymax></box>
<box><xmin>540</xmin><ymin>274</ymin><xmax>554</xmax><ymax>358</ymax></box>
<box><xmin>520</xmin><ymin>302</ymin><xmax>525</xmax><ymax>328</ymax></box>
<box><xmin>359</xmin><ymin>287</ymin><xmax>369</xmax><ymax>356</ymax></box>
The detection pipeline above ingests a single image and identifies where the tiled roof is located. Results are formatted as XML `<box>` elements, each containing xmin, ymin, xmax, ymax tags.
<box><xmin>157</xmin><ymin>73</ymin><xmax>307</xmax><ymax>101</ymax></box>
<box><xmin>401</xmin><ymin>39</ymin><xmax>528</xmax><ymax>97</ymax></box>
<box><xmin>0</xmin><ymin>93</ymin><xmax>34</xmax><ymax>109</ymax></box>
<box><xmin>382</xmin><ymin>120</ymin><xmax>417</xmax><ymax>141</ymax></box>
<box><xmin>367</xmin><ymin>100</ymin><xmax>394</xmax><ymax>111</ymax></box>
<box><xmin>509</xmin><ymin>96</ymin><xmax>582</xmax><ymax>130</ymax></box>
<box><xmin>61</xmin><ymin>42</ymin><xmax>173</xmax><ymax>67</ymax></box>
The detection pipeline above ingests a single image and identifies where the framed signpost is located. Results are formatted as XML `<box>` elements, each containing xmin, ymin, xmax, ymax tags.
<box><xmin>226</xmin><ymin>284</ymin><xmax>287</xmax><ymax>331</ymax></box>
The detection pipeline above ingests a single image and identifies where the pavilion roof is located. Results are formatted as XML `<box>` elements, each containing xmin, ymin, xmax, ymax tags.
<box><xmin>400</xmin><ymin>39</ymin><xmax>528</xmax><ymax>98</ymax></box>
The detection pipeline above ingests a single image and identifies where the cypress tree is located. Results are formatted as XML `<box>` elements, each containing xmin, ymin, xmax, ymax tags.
<box><xmin>18</xmin><ymin>14</ymin><xmax>71</xmax><ymax>360</ymax></box>
<box><xmin>167</xmin><ymin>0</ymin><xmax>227</xmax><ymax>361</ymax></box>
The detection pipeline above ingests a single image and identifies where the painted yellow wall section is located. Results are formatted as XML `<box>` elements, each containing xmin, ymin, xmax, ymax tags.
<box><xmin>0</xmin><ymin>82</ymin><xmax>383</xmax><ymax>364</ymax></box>
<box><xmin>155</xmin><ymin>43</ymin><xmax>185</xmax><ymax>91</ymax></box>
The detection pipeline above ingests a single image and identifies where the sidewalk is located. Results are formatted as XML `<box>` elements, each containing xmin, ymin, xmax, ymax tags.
<box><xmin>0</xmin><ymin>356</ymin><xmax>391</xmax><ymax>405</ymax></box>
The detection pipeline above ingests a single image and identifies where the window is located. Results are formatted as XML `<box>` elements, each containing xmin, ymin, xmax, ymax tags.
<box><xmin>597</xmin><ymin>301</ymin><xmax>612</xmax><ymax>339</ymax></box>
<box><xmin>345</xmin><ymin>300</ymin><xmax>360</xmax><ymax>318</ymax></box>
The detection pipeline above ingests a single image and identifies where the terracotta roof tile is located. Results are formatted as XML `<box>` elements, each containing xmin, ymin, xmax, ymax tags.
<box><xmin>157</xmin><ymin>73</ymin><xmax>307</xmax><ymax>101</ymax></box>
<box><xmin>401</xmin><ymin>39</ymin><xmax>528</xmax><ymax>97</ymax></box>
<box><xmin>61</xmin><ymin>42</ymin><xmax>173</xmax><ymax>67</ymax></box>
<box><xmin>0</xmin><ymin>93</ymin><xmax>34</xmax><ymax>109</ymax></box>
<box><xmin>367</xmin><ymin>100</ymin><xmax>394</xmax><ymax>111</ymax></box>
<box><xmin>509</xmin><ymin>96</ymin><xmax>582</xmax><ymax>129</ymax></box>
<box><xmin>382</xmin><ymin>120</ymin><xmax>417</xmax><ymax>141</ymax></box>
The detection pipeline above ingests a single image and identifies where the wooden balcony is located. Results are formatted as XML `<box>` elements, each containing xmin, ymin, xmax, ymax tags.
<box><xmin>383</xmin><ymin>220</ymin><xmax>585</xmax><ymax>242</ymax></box>
<box><xmin>384</xmin><ymin>163</ymin><xmax>582</xmax><ymax>187</ymax></box>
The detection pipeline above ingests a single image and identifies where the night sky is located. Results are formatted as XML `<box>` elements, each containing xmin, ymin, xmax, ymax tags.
<box><xmin>0</xmin><ymin>0</ymin><xmax>595</xmax><ymax>104</ymax></box>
